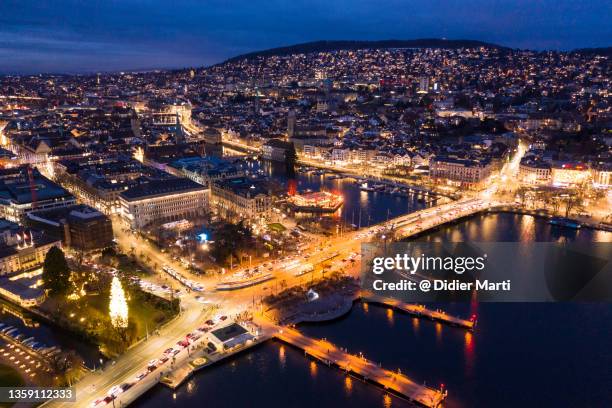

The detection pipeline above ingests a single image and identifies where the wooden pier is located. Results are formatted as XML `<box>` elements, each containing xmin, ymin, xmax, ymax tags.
<box><xmin>274</xmin><ymin>326</ymin><xmax>447</xmax><ymax>408</ymax></box>
<box><xmin>362</xmin><ymin>293</ymin><xmax>475</xmax><ymax>330</ymax></box>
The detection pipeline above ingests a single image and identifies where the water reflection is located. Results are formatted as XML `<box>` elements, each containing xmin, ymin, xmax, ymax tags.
<box><xmin>383</xmin><ymin>393</ymin><xmax>392</xmax><ymax>408</ymax></box>
<box><xmin>386</xmin><ymin>308</ymin><xmax>394</xmax><ymax>326</ymax></box>
<box><xmin>464</xmin><ymin>331</ymin><xmax>474</xmax><ymax>377</ymax></box>
<box><xmin>344</xmin><ymin>375</ymin><xmax>353</xmax><ymax>394</ymax></box>
<box><xmin>309</xmin><ymin>361</ymin><xmax>317</xmax><ymax>378</ymax></box>
<box><xmin>279</xmin><ymin>345</ymin><xmax>286</xmax><ymax>368</ymax></box>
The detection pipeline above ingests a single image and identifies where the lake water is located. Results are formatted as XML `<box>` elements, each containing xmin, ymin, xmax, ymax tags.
<box><xmin>132</xmin><ymin>213</ymin><xmax>612</xmax><ymax>408</ymax></box>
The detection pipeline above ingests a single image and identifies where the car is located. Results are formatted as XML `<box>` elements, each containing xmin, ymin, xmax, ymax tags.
<box><xmin>197</xmin><ymin>326</ymin><xmax>209</xmax><ymax>333</ymax></box>
<box><xmin>134</xmin><ymin>372</ymin><xmax>147</xmax><ymax>381</ymax></box>
<box><xmin>108</xmin><ymin>386</ymin><xmax>123</xmax><ymax>397</ymax></box>
<box><xmin>147</xmin><ymin>359</ymin><xmax>159</xmax><ymax>371</ymax></box>
<box><xmin>103</xmin><ymin>396</ymin><xmax>114</xmax><ymax>404</ymax></box>
<box><xmin>159</xmin><ymin>356</ymin><xmax>169</xmax><ymax>364</ymax></box>
<box><xmin>119</xmin><ymin>383</ymin><xmax>133</xmax><ymax>392</ymax></box>
<box><xmin>90</xmin><ymin>398</ymin><xmax>107</xmax><ymax>407</ymax></box>
<box><xmin>205</xmin><ymin>320</ymin><xmax>214</xmax><ymax>326</ymax></box>
<box><xmin>177</xmin><ymin>340</ymin><xmax>190</xmax><ymax>348</ymax></box>
<box><xmin>207</xmin><ymin>342</ymin><xmax>217</xmax><ymax>352</ymax></box>
<box><xmin>163</xmin><ymin>348</ymin><xmax>173</xmax><ymax>354</ymax></box>
<box><xmin>219</xmin><ymin>315</ymin><xmax>228</xmax><ymax>321</ymax></box>
<box><xmin>171</xmin><ymin>348</ymin><xmax>181</xmax><ymax>356</ymax></box>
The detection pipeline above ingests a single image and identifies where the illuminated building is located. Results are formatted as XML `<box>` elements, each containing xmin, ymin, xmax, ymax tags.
<box><xmin>591</xmin><ymin>164</ymin><xmax>611</xmax><ymax>188</ymax></box>
<box><xmin>518</xmin><ymin>159</ymin><xmax>551</xmax><ymax>185</ymax></box>
<box><xmin>430</xmin><ymin>156</ymin><xmax>493</xmax><ymax>189</ymax></box>
<box><xmin>288</xmin><ymin>191</ymin><xmax>343</xmax><ymax>214</ymax></box>
<box><xmin>211</xmin><ymin>177</ymin><xmax>272</xmax><ymax>222</ymax></box>
<box><xmin>151</xmin><ymin>100</ymin><xmax>192</xmax><ymax>126</ymax></box>
<box><xmin>0</xmin><ymin>222</ymin><xmax>61</xmax><ymax>307</ymax></box>
<box><xmin>119</xmin><ymin>178</ymin><xmax>208</xmax><ymax>229</ymax></box>
<box><xmin>418</xmin><ymin>76</ymin><xmax>430</xmax><ymax>93</ymax></box>
<box><xmin>551</xmin><ymin>162</ymin><xmax>590</xmax><ymax>186</ymax></box>
<box><xmin>0</xmin><ymin>166</ymin><xmax>76</xmax><ymax>222</ymax></box>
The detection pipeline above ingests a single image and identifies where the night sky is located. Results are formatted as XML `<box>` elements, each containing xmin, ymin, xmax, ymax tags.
<box><xmin>1</xmin><ymin>0</ymin><xmax>610</xmax><ymax>74</ymax></box>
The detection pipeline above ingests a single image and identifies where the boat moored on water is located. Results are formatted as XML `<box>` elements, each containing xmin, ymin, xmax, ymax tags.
<box><xmin>548</xmin><ymin>217</ymin><xmax>582</xmax><ymax>229</ymax></box>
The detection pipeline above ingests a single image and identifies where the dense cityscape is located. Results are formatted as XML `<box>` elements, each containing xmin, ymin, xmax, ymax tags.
<box><xmin>0</xmin><ymin>41</ymin><xmax>610</xmax><ymax>408</ymax></box>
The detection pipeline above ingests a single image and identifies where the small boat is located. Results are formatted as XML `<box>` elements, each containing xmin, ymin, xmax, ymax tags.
<box><xmin>360</xmin><ymin>182</ymin><xmax>375</xmax><ymax>192</ymax></box>
<box><xmin>548</xmin><ymin>217</ymin><xmax>581</xmax><ymax>229</ymax></box>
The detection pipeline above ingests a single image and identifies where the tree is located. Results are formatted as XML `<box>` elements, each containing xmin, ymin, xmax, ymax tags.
<box><xmin>562</xmin><ymin>189</ymin><xmax>582</xmax><ymax>218</ymax></box>
<box><xmin>516</xmin><ymin>187</ymin><xmax>529</xmax><ymax>208</ymax></box>
<box><xmin>43</xmin><ymin>246</ymin><xmax>71</xmax><ymax>296</ymax></box>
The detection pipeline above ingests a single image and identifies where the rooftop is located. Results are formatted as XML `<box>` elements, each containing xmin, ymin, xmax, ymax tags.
<box><xmin>120</xmin><ymin>177</ymin><xmax>206</xmax><ymax>201</ymax></box>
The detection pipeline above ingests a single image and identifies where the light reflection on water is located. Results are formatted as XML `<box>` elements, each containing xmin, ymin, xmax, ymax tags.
<box><xmin>131</xmin><ymin>214</ymin><xmax>611</xmax><ymax>408</ymax></box>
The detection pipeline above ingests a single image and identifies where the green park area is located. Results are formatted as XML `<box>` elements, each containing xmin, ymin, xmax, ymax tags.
<box><xmin>39</xmin><ymin>247</ymin><xmax>178</xmax><ymax>357</ymax></box>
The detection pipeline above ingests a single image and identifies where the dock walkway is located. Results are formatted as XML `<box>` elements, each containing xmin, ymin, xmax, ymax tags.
<box><xmin>273</xmin><ymin>326</ymin><xmax>447</xmax><ymax>407</ymax></box>
<box><xmin>362</xmin><ymin>293</ymin><xmax>475</xmax><ymax>330</ymax></box>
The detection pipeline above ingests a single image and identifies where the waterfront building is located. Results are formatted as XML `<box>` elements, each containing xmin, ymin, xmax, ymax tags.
<box><xmin>518</xmin><ymin>158</ymin><xmax>552</xmax><ymax>185</ymax></box>
<box><xmin>0</xmin><ymin>222</ymin><xmax>61</xmax><ymax>307</ymax></box>
<box><xmin>167</xmin><ymin>156</ymin><xmax>244</xmax><ymax>188</ymax></box>
<box><xmin>430</xmin><ymin>156</ymin><xmax>493</xmax><ymax>188</ymax></box>
<box><xmin>262</xmin><ymin>139</ymin><xmax>294</xmax><ymax>162</ymax></box>
<box><xmin>590</xmin><ymin>163</ymin><xmax>611</xmax><ymax>188</ymax></box>
<box><xmin>211</xmin><ymin>177</ymin><xmax>273</xmax><ymax>222</ymax></box>
<box><xmin>551</xmin><ymin>162</ymin><xmax>590</xmax><ymax>186</ymax></box>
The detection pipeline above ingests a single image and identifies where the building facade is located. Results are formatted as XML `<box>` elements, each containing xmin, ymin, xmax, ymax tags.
<box><xmin>430</xmin><ymin>156</ymin><xmax>493</xmax><ymax>188</ymax></box>
<box><xmin>119</xmin><ymin>178</ymin><xmax>208</xmax><ymax>229</ymax></box>
<box><xmin>211</xmin><ymin>178</ymin><xmax>273</xmax><ymax>222</ymax></box>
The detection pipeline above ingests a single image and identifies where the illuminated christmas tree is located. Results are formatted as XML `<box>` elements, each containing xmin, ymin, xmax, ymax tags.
<box><xmin>109</xmin><ymin>276</ymin><xmax>128</xmax><ymax>328</ymax></box>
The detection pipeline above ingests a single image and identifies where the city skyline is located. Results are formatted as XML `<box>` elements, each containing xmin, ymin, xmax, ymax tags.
<box><xmin>0</xmin><ymin>3</ymin><xmax>610</xmax><ymax>407</ymax></box>
<box><xmin>1</xmin><ymin>0</ymin><xmax>611</xmax><ymax>74</ymax></box>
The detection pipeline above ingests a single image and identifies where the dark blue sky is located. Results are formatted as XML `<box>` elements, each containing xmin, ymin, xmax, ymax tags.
<box><xmin>1</xmin><ymin>0</ymin><xmax>610</xmax><ymax>74</ymax></box>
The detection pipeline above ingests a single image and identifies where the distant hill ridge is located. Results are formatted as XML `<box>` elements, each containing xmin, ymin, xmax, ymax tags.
<box><xmin>572</xmin><ymin>47</ymin><xmax>612</xmax><ymax>56</ymax></box>
<box><xmin>223</xmin><ymin>39</ymin><xmax>507</xmax><ymax>62</ymax></box>
<box><xmin>223</xmin><ymin>39</ymin><xmax>612</xmax><ymax>63</ymax></box>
